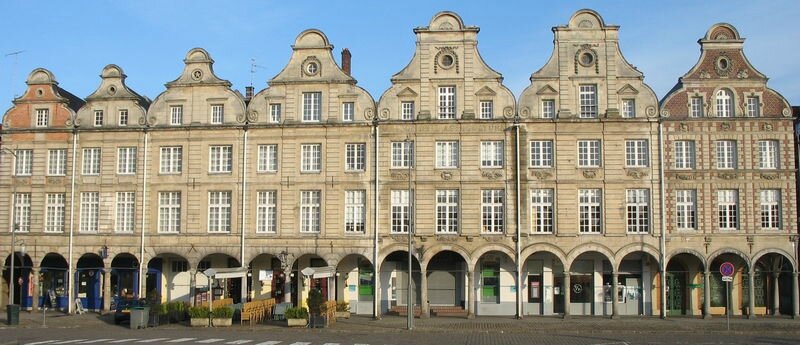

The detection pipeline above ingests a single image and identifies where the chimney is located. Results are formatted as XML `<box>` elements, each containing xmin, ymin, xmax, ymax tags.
<box><xmin>245</xmin><ymin>86</ymin><xmax>254</xmax><ymax>100</ymax></box>
<box><xmin>342</xmin><ymin>48</ymin><xmax>351</xmax><ymax>76</ymax></box>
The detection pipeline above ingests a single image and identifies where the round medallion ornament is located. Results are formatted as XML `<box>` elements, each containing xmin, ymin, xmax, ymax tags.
<box><xmin>191</xmin><ymin>69</ymin><xmax>203</xmax><ymax>81</ymax></box>
<box><xmin>305</xmin><ymin>62</ymin><xmax>319</xmax><ymax>75</ymax></box>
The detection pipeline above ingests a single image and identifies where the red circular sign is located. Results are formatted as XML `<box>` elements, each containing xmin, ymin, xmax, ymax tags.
<box><xmin>720</xmin><ymin>262</ymin><xmax>735</xmax><ymax>277</ymax></box>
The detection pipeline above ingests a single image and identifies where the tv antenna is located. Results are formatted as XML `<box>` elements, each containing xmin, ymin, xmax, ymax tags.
<box><xmin>5</xmin><ymin>50</ymin><xmax>25</xmax><ymax>98</ymax></box>
<box><xmin>250</xmin><ymin>58</ymin><xmax>267</xmax><ymax>87</ymax></box>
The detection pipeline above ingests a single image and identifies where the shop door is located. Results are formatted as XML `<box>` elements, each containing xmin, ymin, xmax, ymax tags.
<box><xmin>666</xmin><ymin>272</ymin><xmax>685</xmax><ymax>316</ymax></box>
<box><xmin>553</xmin><ymin>276</ymin><xmax>564</xmax><ymax>314</ymax></box>
<box><xmin>311</xmin><ymin>277</ymin><xmax>328</xmax><ymax>300</ymax></box>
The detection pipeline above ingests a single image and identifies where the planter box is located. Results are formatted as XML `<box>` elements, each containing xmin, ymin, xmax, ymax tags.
<box><xmin>189</xmin><ymin>318</ymin><xmax>209</xmax><ymax>327</ymax></box>
<box><xmin>335</xmin><ymin>311</ymin><xmax>350</xmax><ymax>319</ymax></box>
<box><xmin>286</xmin><ymin>318</ymin><xmax>307</xmax><ymax>327</ymax></box>
<box><xmin>212</xmin><ymin>318</ymin><xmax>232</xmax><ymax>327</ymax></box>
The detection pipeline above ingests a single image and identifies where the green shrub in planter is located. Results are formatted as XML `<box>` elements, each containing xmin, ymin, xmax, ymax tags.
<box><xmin>285</xmin><ymin>307</ymin><xmax>309</xmax><ymax>319</ymax></box>
<box><xmin>211</xmin><ymin>307</ymin><xmax>234</xmax><ymax>319</ymax></box>
<box><xmin>188</xmin><ymin>306</ymin><xmax>210</xmax><ymax>319</ymax></box>
<box><xmin>336</xmin><ymin>301</ymin><xmax>350</xmax><ymax>312</ymax></box>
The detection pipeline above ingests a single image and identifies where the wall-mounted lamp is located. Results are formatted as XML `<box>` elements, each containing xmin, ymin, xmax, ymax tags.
<box><xmin>100</xmin><ymin>245</ymin><xmax>109</xmax><ymax>259</ymax></box>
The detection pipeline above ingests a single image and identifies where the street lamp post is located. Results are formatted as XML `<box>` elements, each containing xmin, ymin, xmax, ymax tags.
<box><xmin>405</xmin><ymin>136</ymin><xmax>413</xmax><ymax>330</ymax></box>
<box><xmin>3</xmin><ymin>148</ymin><xmax>18</xmax><ymax>310</ymax></box>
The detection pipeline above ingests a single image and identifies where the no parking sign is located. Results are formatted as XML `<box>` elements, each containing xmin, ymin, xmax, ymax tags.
<box><xmin>720</xmin><ymin>262</ymin><xmax>734</xmax><ymax>282</ymax></box>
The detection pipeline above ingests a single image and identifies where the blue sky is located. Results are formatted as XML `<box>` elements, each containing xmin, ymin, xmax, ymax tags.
<box><xmin>1</xmin><ymin>1</ymin><xmax>799</xmax><ymax>108</ymax></box>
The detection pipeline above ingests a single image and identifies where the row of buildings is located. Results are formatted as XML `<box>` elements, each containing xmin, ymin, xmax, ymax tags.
<box><xmin>1</xmin><ymin>10</ymin><xmax>797</xmax><ymax>319</ymax></box>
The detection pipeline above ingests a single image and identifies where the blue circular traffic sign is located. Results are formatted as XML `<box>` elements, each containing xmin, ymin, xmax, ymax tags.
<box><xmin>720</xmin><ymin>262</ymin><xmax>735</xmax><ymax>277</ymax></box>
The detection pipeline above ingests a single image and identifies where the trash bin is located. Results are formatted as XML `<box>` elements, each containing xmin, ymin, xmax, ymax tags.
<box><xmin>130</xmin><ymin>307</ymin><xmax>150</xmax><ymax>329</ymax></box>
<box><xmin>6</xmin><ymin>304</ymin><xmax>20</xmax><ymax>325</ymax></box>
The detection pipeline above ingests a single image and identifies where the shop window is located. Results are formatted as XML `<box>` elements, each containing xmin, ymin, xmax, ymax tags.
<box><xmin>358</xmin><ymin>264</ymin><xmax>374</xmax><ymax>301</ymax></box>
<box><xmin>481</xmin><ymin>263</ymin><xmax>500</xmax><ymax>303</ymax></box>
<box><xmin>570</xmin><ymin>275</ymin><xmax>593</xmax><ymax>303</ymax></box>
<box><xmin>528</xmin><ymin>275</ymin><xmax>541</xmax><ymax>303</ymax></box>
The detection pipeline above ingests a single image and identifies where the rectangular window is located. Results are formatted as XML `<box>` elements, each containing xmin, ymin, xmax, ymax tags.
<box><xmin>118</xmin><ymin>109</ymin><xmax>129</xmax><ymax>126</ymax></box>
<box><xmin>302</xmin><ymin>92</ymin><xmax>322</xmax><ymax>122</ymax></box>
<box><xmin>438</xmin><ymin>86</ymin><xmax>456</xmax><ymax>119</ymax></box>
<box><xmin>717</xmin><ymin>190</ymin><xmax>738</xmax><ymax>230</ymax></box>
<box><xmin>390</xmin><ymin>190</ymin><xmax>412</xmax><ymax>234</ymax></box>
<box><xmin>541</xmin><ymin>100</ymin><xmax>555</xmax><ymax>119</ymax></box>
<box><xmin>345</xmin><ymin>190</ymin><xmax>366</xmax><ymax>233</ymax></box>
<box><xmin>82</xmin><ymin>148</ymin><xmax>101</xmax><ymax>175</ymax></box>
<box><xmin>690</xmin><ymin>97</ymin><xmax>704</xmax><ymax>118</ymax></box>
<box><xmin>746</xmin><ymin>97</ymin><xmax>760</xmax><ymax>117</ymax></box>
<box><xmin>530</xmin><ymin>189</ymin><xmax>554</xmax><ymax>233</ymax></box>
<box><xmin>158</xmin><ymin>192</ymin><xmax>181</xmax><ymax>233</ymax></box>
<box><xmin>622</xmin><ymin>99</ymin><xmax>636</xmax><ymax>118</ymax></box>
<box><xmin>529</xmin><ymin>140</ymin><xmax>553</xmax><ymax>168</ymax></box>
<box><xmin>579</xmin><ymin>189</ymin><xmax>602</xmax><ymax>233</ymax></box>
<box><xmin>435</xmin><ymin>141</ymin><xmax>459</xmax><ymax>169</ymax></box>
<box><xmin>160</xmin><ymin>146</ymin><xmax>182</xmax><ymax>174</ymax></box>
<box><xmin>345</xmin><ymin>143</ymin><xmax>366</xmax><ymax>172</ymax></box>
<box><xmin>116</xmin><ymin>192</ymin><xmax>135</xmax><ymax>233</ymax></box>
<box><xmin>479</xmin><ymin>100</ymin><xmax>493</xmax><ymax>119</ymax></box>
<box><xmin>715</xmin><ymin>140</ymin><xmax>737</xmax><ymax>169</ymax></box>
<box><xmin>577</xmin><ymin>140</ymin><xmax>601</xmax><ymax>167</ymax></box>
<box><xmin>391</xmin><ymin>141</ymin><xmax>414</xmax><ymax>168</ymax></box>
<box><xmin>48</xmin><ymin>149</ymin><xmax>67</xmax><ymax>176</ymax></box>
<box><xmin>79</xmin><ymin>192</ymin><xmax>99</xmax><ymax>232</ymax></box>
<box><xmin>117</xmin><ymin>147</ymin><xmax>137</xmax><ymax>174</ymax></box>
<box><xmin>269</xmin><ymin>103</ymin><xmax>282</xmax><ymax>123</ymax></box>
<box><xmin>170</xmin><ymin>105</ymin><xmax>183</xmax><ymax>125</ymax></box>
<box><xmin>209</xmin><ymin>145</ymin><xmax>233</xmax><ymax>173</ymax></box>
<box><xmin>625</xmin><ymin>140</ymin><xmax>648</xmax><ymax>167</ymax></box>
<box><xmin>480</xmin><ymin>141</ymin><xmax>504</xmax><ymax>168</ymax></box>
<box><xmin>94</xmin><ymin>110</ymin><xmax>104</xmax><ymax>126</ymax></box>
<box><xmin>674</xmin><ymin>141</ymin><xmax>696</xmax><ymax>169</ymax></box>
<box><xmin>401</xmin><ymin>101</ymin><xmax>415</xmax><ymax>120</ymax></box>
<box><xmin>257</xmin><ymin>144</ymin><xmax>278</xmax><ymax>172</ymax></box>
<box><xmin>300</xmin><ymin>190</ymin><xmax>321</xmax><ymax>233</ymax></box>
<box><xmin>45</xmin><ymin>193</ymin><xmax>65</xmax><ymax>233</ymax></box>
<box><xmin>760</xmin><ymin>190</ymin><xmax>780</xmax><ymax>230</ymax></box>
<box><xmin>758</xmin><ymin>140</ymin><xmax>779</xmax><ymax>169</ymax></box>
<box><xmin>14</xmin><ymin>149</ymin><xmax>32</xmax><ymax>176</ymax></box>
<box><xmin>256</xmin><ymin>191</ymin><xmax>277</xmax><ymax>234</ymax></box>
<box><xmin>208</xmin><ymin>191</ymin><xmax>232</xmax><ymax>233</ymax></box>
<box><xmin>481</xmin><ymin>190</ymin><xmax>504</xmax><ymax>233</ymax></box>
<box><xmin>436</xmin><ymin>190</ymin><xmax>459</xmax><ymax>234</ymax></box>
<box><xmin>342</xmin><ymin>102</ymin><xmax>355</xmax><ymax>121</ymax></box>
<box><xmin>676</xmin><ymin>190</ymin><xmax>696</xmax><ymax>230</ymax></box>
<box><xmin>301</xmin><ymin>144</ymin><xmax>322</xmax><ymax>172</ymax></box>
<box><xmin>211</xmin><ymin>104</ymin><xmax>224</xmax><ymax>124</ymax></box>
<box><xmin>36</xmin><ymin>109</ymin><xmax>49</xmax><ymax>127</ymax></box>
<box><xmin>626</xmin><ymin>189</ymin><xmax>649</xmax><ymax>233</ymax></box>
<box><xmin>171</xmin><ymin>261</ymin><xmax>189</xmax><ymax>273</ymax></box>
<box><xmin>579</xmin><ymin>85</ymin><xmax>597</xmax><ymax>118</ymax></box>
<box><xmin>13</xmin><ymin>193</ymin><xmax>31</xmax><ymax>232</ymax></box>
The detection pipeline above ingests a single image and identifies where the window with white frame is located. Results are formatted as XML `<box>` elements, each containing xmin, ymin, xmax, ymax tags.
<box><xmin>158</xmin><ymin>192</ymin><xmax>181</xmax><ymax>233</ymax></box>
<box><xmin>117</xmin><ymin>147</ymin><xmax>137</xmax><ymax>174</ymax></box>
<box><xmin>716</xmin><ymin>89</ymin><xmax>733</xmax><ymax>117</ymax></box>
<box><xmin>211</xmin><ymin>104</ymin><xmax>224</xmax><ymax>124</ymax></box>
<box><xmin>758</xmin><ymin>140</ymin><xmax>779</xmax><ymax>169</ymax></box>
<box><xmin>579</xmin><ymin>189</ymin><xmax>602</xmax><ymax>233</ymax></box>
<box><xmin>116</xmin><ymin>192</ymin><xmax>135</xmax><ymax>233</ymax></box>
<box><xmin>342</xmin><ymin>102</ymin><xmax>355</xmax><ymax>122</ymax></box>
<box><xmin>690</xmin><ymin>97</ymin><xmax>704</xmax><ymax>118</ymax></box>
<box><xmin>269</xmin><ymin>103</ymin><xmax>282</xmax><ymax>123</ymax></box>
<box><xmin>579</xmin><ymin>85</ymin><xmax>597</xmax><ymax>118</ymax></box>
<box><xmin>48</xmin><ymin>149</ymin><xmax>67</xmax><ymax>176</ymax></box>
<box><xmin>94</xmin><ymin>110</ymin><xmax>104</xmax><ymax>126</ymax></box>
<box><xmin>481</xmin><ymin>190</ymin><xmax>504</xmax><ymax>233</ymax></box>
<box><xmin>300</xmin><ymin>190</ymin><xmax>321</xmax><ymax>233</ymax></box>
<box><xmin>676</xmin><ymin>190</ymin><xmax>696</xmax><ymax>230</ymax></box>
<box><xmin>746</xmin><ymin>96</ymin><xmax>760</xmax><ymax>117</ymax></box>
<box><xmin>209</xmin><ymin>145</ymin><xmax>233</xmax><ymax>173</ymax></box>
<box><xmin>529</xmin><ymin>140</ymin><xmax>553</xmax><ymax>168</ymax></box>
<box><xmin>760</xmin><ymin>189</ymin><xmax>780</xmax><ymax>230</ymax></box>
<box><xmin>160</xmin><ymin>146</ymin><xmax>182</xmax><ymax>174</ymax></box>
<box><xmin>622</xmin><ymin>99</ymin><xmax>636</xmax><ymax>118</ymax></box>
<box><xmin>45</xmin><ymin>193</ymin><xmax>65</xmax><ymax>233</ymax></box>
<box><xmin>391</xmin><ymin>141</ymin><xmax>414</xmax><ymax>168</ymax></box>
<box><xmin>118</xmin><ymin>109</ymin><xmax>129</xmax><ymax>126</ymax></box>
<box><xmin>541</xmin><ymin>100</ymin><xmax>555</xmax><ymax>119</ymax></box>
<box><xmin>345</xmin><ymin>190</ymin><xmax>366</xmax><ymax>233</ymax></box>
<box><xmin>301</xmin><ymin>144</ymin><xmax>322</xmax><ymax>172</ymax></box>
<box><xmin>79</xmin><ymin>192</ymin><xmax>99</xmax><ymax>232</ymax></box>
<box><xmin>674</xmin><ymin>141</ymin><xmax>695</xmax><ymax>169</ymax></box>
<box><xmin>480</xmin><ymin>141</ymin><xmax>504</xmax><ymax>168</ymax></box>
<box><xmin>626</xmin><ymin>189</ymin><xmax>649</xmax><ymax>233</ymax></box>
<box><xmin>530</xmin><ymin>189</ymin><xmax>554</xmax><ymax>233</ymax></box>
<box><xmin>257</xmin><ymin>144</ymin><xmax>278</xmax><ymax>172</ymax></box>
<box><xmin>36</xmin><ymin>108</ymin><xmax>49</xmax><ymax>127</ymax></box>
<box><xmin>718</xmin><ymin>189</ymin><xmax>739</xmax><ymax>230</ymax></box>
<box><xmin>435</xmin><ymin>141</ymin><xmax>459</xmax><ymax>169</ymax></box>
<box><xmin>436</xmin><ymin>190</ymin><xmax>459</xmax><ymax>234</ymax></box>
<box><xmin>577</xmin><ymin>140</ymin><xmax>601</xmax><ymax>167</ymax></box>
<box><xmin>256</xmin><ymin>191</ymin><xmax>277</xmax><ymax>234</ymax></box>
<box><xmin>13</xmin><ymin>193</ymin><xmax>30</xmax><ymax>232</ymax></box>
<box><xmin>401</xmin><ymin>101</ymin><xmax>415</xmax><ymax>120</ymax></box>
<box><xmin>170</xmin><ymin>105</ymin><xmax>183</xmax><ymax>125</ymax></box>
<box><xmin>345</xmin><ymin>143</ymin><xmax>366</xmax><ymax>172</ymax></box>
<box><xmin>391</xmin><ymin>190</ymin><xmax>412</xmax><ymax>234</ymax></box>
<box><xmin>715</xmin><ymin>140</ymin><xmax>737</xmax><ymax>169</ymax></box>
<box><xmin>14</xmin><ymin>149</ymin><xmax>32</xmax><ymax>176</ymax></box>
<box><xmin>479</xmin><ymin>100</ymin><xmax>493</xmax><ymax>119</ymax></box>
<box><xmin>438</xmin><ymin>86</ymin><xmax>456</xmax><ymax>119</ymax></box>
<box><xmin>302</xmin><ymin>92</ymin><xmax>322</xmax><ymax>122</ymax></box>
<box><xmin>82</xmin><ymin>148</ymin><xmax>101</xmax><ymax>175</ymax></box>
<box><xmin>625</xmin><ymin>140</ymin><xmax>648</xmax><ymax>167</ymax></box>
<box><xmin>208</xmin><ymin>191</ymin><xmax>232</xmax><ymax>233</ymax></box>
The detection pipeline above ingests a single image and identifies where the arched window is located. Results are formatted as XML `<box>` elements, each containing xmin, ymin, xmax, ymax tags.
<box><xmin>716</xmin><ymin>89</ymin><xmax>733</xmax><ymax>117</ymax></box>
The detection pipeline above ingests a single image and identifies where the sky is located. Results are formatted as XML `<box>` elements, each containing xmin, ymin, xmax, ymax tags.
<box><xmin>1</xmin><ymin>1</ymin><xmax>799</xmax><ymax>110</ymax></box>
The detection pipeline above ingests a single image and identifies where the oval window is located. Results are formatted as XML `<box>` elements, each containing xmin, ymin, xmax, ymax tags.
<box><xmin>580</xmin><ymin>52</ymin><xmax>594</xmax><ymax>66</ymax></box>
<box><xmin>441</xmin><ymin>55</ymin><xmax>454</xmax><ymax>67</ymax></box>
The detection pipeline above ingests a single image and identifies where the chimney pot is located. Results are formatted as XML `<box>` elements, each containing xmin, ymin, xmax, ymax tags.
<box><xmin>342</xmin><ymin>48</ymin><xmax>352</xmax><ymax>76</ymax></box>
<box><xmin>245</xmin><ymin>86</ymin><xmax>254</xmax><ymax>100</ymax></box>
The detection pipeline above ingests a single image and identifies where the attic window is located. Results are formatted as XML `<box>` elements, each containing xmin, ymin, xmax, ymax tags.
<box><xmin>579</xmin><ymin>52</ymin><xmax>595</xmax><ymax>67</ymax></box>
<box><xmin>108</xmin><ymin>86</ymin><xmax>117</xmax><ymax>95</ymax></box>
<box><xmin>36</xmin><ymin>89</ymin><xmax>44</xmax><ymax>97</ymax></box>
<box><xmin>305</xmin><ymin>62</ymin><xmax>319</xmax><ymax>75</ymax></box>
<box><xmin>441</xmin><ymin>55</ymin><xmax>454</xmax><ymax>67</ymax></box>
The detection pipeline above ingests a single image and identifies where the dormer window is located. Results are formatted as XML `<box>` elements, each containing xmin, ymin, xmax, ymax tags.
<box><xmin>119</xmin><ymin>109</ymin><xmax>129</xmax><ymax>126</ymax></box>
<box><xmin>690</xmin><ymin>97</ymin><xmax>704</xmax><ymax>118</ymax></box>
<box><xmin>479</xmin><ymin>100</ymin><xmax>493</xmax><ymax>119</ymax></box>
<box><xmin>302</xmin><ymin>92</ymin><xmax>322</xmax><ymax>122</ymax></box>
<box><xmin>35</xmin><ymin>109</ymin><xmax>49</xmax><ymax>127</ymax></box>
<box><xmin>438</xmin><ymin>86</ymin><xmax>456</xmax><ymax>119</ymax></box>
<box><xmin>170</xmin><ymin>106</ymin><xmax>183</xmax><ymax>125</ymax></box>
<box><xmin>342</xmin><ymin>102</ymin><xmax>354</xmax><ymax>122</ymax></box>
<box><xmin>579</xmin><ymin>85</ymin><xmax>597</xmax><ymax>118</ymax></box>
<box><xmin>746</xmin><ymin>96</ymin><xmax>760</xmax><ymax>117</ymax></box>
<box><xmin>541</xmin><ymin>100</ymin><xmax>555</xmax><ymax>119</ymax></box>
<box><xmin>716</xmin><ymin>89</ymin><xmax>733</xmax><ymax>117</ymax></box>
<box><xmin>211</xmin><ymin>104</ymin><xmax>224</xmax><ymax>124</ymax></box>
<box><xmin>94</xmin><ymin>110</ymin><xmax>104</xmax><ymax>126</ymax></box>
<box><xmin>622</xmin><ymin>99</ymin><xmax>635</xmax><ymax>118</ymax></box>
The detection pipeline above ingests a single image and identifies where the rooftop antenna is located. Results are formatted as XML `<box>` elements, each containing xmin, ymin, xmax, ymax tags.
<box><xmin>250</xmin><ymin>58</ymin><xmax>266</xmax><ymax>87</ymax></box>
<box><xmin>5</xmin><ymin>50</ymin><xmax>25</xmax><ymax>98</ymax></box>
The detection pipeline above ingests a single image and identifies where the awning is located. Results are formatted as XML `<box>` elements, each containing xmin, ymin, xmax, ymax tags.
<box><xmin>202</xmin><ymin>267</ymin><xmax>248</xmax><ymax>279</ymax></box>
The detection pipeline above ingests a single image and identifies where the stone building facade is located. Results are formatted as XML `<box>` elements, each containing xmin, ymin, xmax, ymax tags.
<box><xmin>0</xmin><ymin>10</ymin><xmax>797</xmax><ymax>319</ymax></box>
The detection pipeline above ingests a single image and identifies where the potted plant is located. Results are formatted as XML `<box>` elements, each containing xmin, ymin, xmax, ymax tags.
<box><xmin>187</xmin><ymin>306</ymin><xmax>210</xmax><ymax>327</ymax></box>
<box><xmin>285</xmin><ymin>307</ymin><xmax>308</xmax><ymax>327</ymax></box>
<box><xmin>169</xmin><ymin>302</ymin><xmax>187</xmax><ymax>323</ymax></box>
<box><xmin>335</xmin><ymin>301</ymin><xmax>351</xmax><ymax>319</ymax></box>
<box><xmin>306</xmin><ymin>289</ymin><xmax>325</xmax><ymax>328</ymax></box>
<box><xmin>211</xmin><ymin>306</ymin><xmax>234</xmax><ymax>327</ymax></box>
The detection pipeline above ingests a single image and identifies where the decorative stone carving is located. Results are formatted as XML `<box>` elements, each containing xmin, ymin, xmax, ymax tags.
<box><xmin>645</xmin><ymin>106</ymin><xmax>656</xmax><ymax>117</ymax></box>
<box><xmin>483</xmin><ymin>235</ymin><xmax>505</xmax><ymax>243</ymax></box>
<box><xmin>532</xmin><ymin>170</ymin><xmax>552</xmax><ymax>180</ymax></box>
<box><xmin>762</xmin><ymin>123</ymin><xmax>773</xmax><ymax>131</ymax></box>
<box><xmin>737</xmin><ymin>69</ymin><xmax>749</xmax><ymax>79</ymax></box>
<box><xmin>137</xmin><ymin>116</ymin><xmax>147</xmax><ymax>125</ymax></box>
<box><xmin>699</xmin><ymin>70</ymin><xmax>711</xmax><ymax>79</ymax></box>
<box><xmin>675</xmin><ymin>173</ymin><xmax>695</xmax><ymax>180</ymax></box>
<box><xmin>578</xmin><ymin>19</ymin><xmax>593</xmax><ymax>28</ymax></box>
<box><xmin>481</xmin><ymin>170</ymin><xmax>503</xmax><ymax>180</ymax></box>
<box><xmin>715</xmin><ymin>54</ymin><xmax>732</xmax><ymax>77</ymax></box>
<box><xmin>440</xmin><ymin>171</ymin><xmax>453</xmax><ymax>180</ymax></box>
<box><xmin>365</xmin><ymin>108</ymin><xmax>376</xmax><ymax>120</ymax></box>
<box><xmin>236</xmin><ymin>114</ymin><xmax>247</xmax><ymax>123</ymax></box>
<box><xmin>14</xmin><ymin>177</ymin><xmax>31</xmax><ymax>185</ymax></box>
<box><xmin>434</xmin><ymin>46</ymin><xmax>459</xmax><ymax>74</ymax></box>
<box><xmin>378</xmin><ymin>108</ymin><xmax>390</xmax><ymax>120</ymax></box>
<box><xmin>147</xmin><ymin>116</ymin><xmax>157</xmax><ymax>126</ymax></box>
<box><xmin>520</xmin><ymin>107</ymin><xmax>530</xmax><ymax>118</ymax></box>
<box><xmin>720</xmin><ymin>122</ymin><xmax>731</xmax><ymax>131</ymax></box>
<box><xmin>783</xmin><ymin>108</ymin><xmax>792</xmax><ymax>117</ymax></box>
<box><xmin>435</xmin><ymin>235</ymin><xmax>459</xmax><ymax>242</ymax></box>
<box><xmin>660</xmin><ymin>109</ymin><xmax>670</xmax><ymax>118</ymax></box>
<box><xmin>679</xmin><ymin>123</ymin><xmax>689</xmax><ymax>131</ymax></box>
<box><xmin>503</xmin><ymin>106</ymin><xmax>514</xmax><ymax>119</ymax></box>
<box><xmin>626</xmin><ymin>169</ymin><xmax>648</xmax><ymax>179</ymax></box>
<box><xmin>582</xmin><ymin>170</ymin><xmax>597</xmax><ymax>179</ymax></box>
<box><xmin>391</xmin><ymin>172</ymin><xmax>410</xmax><ymax>180</ymax></box>
<box><xmin>760</xmin><ymin>173</ymin><xmax>779</xmax><ymax>180</ymax></box>
<box><xmin>390</xmin><ymin>235</ymin><xmax>410</xmax><ymax>243</ymax></box>
<box><xmin>718</xmin><ymin>172</ymin><xmax>737</xmax><ymax>180</ymax></box>
<box><xmin>574</xmin><ymin>44</ymin><xmax>599</xmax><ymax>74</ymax></box>
<box><xmin>247</xmin><ymin>111</ymin><xmax>258</xmax><ymax>123</ymax></box>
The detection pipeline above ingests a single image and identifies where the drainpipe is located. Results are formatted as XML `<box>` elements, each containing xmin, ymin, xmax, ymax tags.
<box><xmin>67</xmin><ymin>128</ymin><xmax>78</xmax><ymax>314</ymax></box>
<box><xmin>241</xmin><ymin>126</ymin><xmax>248</xmax><ymax>300</ymax></box>
<box><xmin>139</xmin><ymin>128</ymin><xmax>149</xmax><ymax>298</ymax></box>
<box><xmin>372</xmin><ymin>118</ymin><xmax>380</xmax><ymax>319</ymax></box>
<box><xmin>658</xmin><ymin>121</ymin><xmax>667</xmax><ymax>319</ymax></box>
<box><xmin>513</xmin><ymin>120</ymin><xmax>522</xmax><ymax>319</ymax></box>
